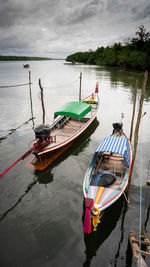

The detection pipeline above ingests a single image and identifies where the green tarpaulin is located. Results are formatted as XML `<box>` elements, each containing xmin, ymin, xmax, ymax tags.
<box><xmin>54</xmin><ymin>101</ymin><xmax>91</xmax><ymax>120</ymax></box>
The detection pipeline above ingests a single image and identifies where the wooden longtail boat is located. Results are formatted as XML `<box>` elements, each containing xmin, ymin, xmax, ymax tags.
<box><xmin>23</xmin><ymin>64</ymin><xmax>30</xmax><ymax>68</ymax></box>
<box><xmin>83</xmin><ymin>121</ymin><xmax>132</xmax><ymax>233</ymax></box>
<box><xmin>31</xmin><ymin>83</ymin><xmax>100</xmax><ymax>170</ymax></box>
<box><xmin>0</xmin><ymin>83</ymin><xmax>100</xmax><ymax>177</ymax></box>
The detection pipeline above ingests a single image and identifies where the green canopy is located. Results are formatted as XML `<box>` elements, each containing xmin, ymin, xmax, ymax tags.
<box><xmin>54</xmin><ymin>101</ymin><xmax>91</xmax><ymax>120</ymax></box>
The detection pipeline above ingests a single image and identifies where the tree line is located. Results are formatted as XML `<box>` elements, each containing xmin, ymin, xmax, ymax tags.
<box><xmin>66</xmin><ymin>26</ymin><xmax>150</xmax><ymax>71</ymax></box>
<box><xmin>0</xmin><ymin>55</ymin><xmax>51</xmax><ymax>61</ymax></box>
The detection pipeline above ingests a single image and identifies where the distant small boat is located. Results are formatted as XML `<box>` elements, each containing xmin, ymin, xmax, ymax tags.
<box><xmin>64</xmin><ymin>61</ymin><xmax>76</xmax><ymax>65</ymax></box>
<box><xmin>83</xmin><ymin>119</ymin><xmax>132</xmax><ymax>233</ymax></box>
<box><xmin>23</xmin><ymin>64</ymin><xmax>30</xmax><ymax>68</ymax></box>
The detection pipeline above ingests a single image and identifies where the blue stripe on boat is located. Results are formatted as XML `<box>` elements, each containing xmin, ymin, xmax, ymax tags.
<box><xmin>96</xmin><ymin>136</ymin><xmax>127</xmax><ymax>155</ymax></box>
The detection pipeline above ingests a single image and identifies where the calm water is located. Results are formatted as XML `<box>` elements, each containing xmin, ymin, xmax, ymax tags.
<box><xmin>0</xmin><ymin>60</ymin><xmax>150</xmax><ymax>267</ymax></box>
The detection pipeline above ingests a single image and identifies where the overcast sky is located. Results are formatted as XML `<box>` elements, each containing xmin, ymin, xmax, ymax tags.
<box><xmin>0</xmin><ymin>0</ymin><xmax>150</xmax><ymax>58</ymax></box>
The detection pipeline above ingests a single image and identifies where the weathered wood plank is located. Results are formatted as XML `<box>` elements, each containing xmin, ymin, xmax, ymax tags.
<box><xmin>137</xmin><ymin>250</ymin><xmax>150</xmax><ymax>257</ymax></box>
<box><xmin>132</xmin><ymin>240</ymin><xmax>150</xmax><ymax>246</ymax></box>
<box><xmin>129</xmin><ymin>235</ymin><xmax>148</xmax><ymax>267</ymax></box>
<box><xmin>130</xmin><ymin>232</ymin><xmax>150</xmax><ymax>239</ymax></box>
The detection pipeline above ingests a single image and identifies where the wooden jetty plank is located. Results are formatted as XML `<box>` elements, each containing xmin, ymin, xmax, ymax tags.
<box><xmin>129</xmin><ymin>235</ymin><xmax>148</xmax><ymax>267</ymax></box>
<box><xmin>130</xmin><ymin>232</ymin><xmax>150</xmax><ymax>239</ymax></box>
<box><xmin>137</xmin><ymin>250</ymin><xmax>150</xmax><ymax>257</ymax></box>
<box><xmin>132</xmin><ymin>240</ymin><xmax>150</xmax><ymax>246</ymax></box>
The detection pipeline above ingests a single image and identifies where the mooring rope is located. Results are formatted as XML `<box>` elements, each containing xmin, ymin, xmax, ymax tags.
<box><xmin>0</xmin><ymin>82</ymin><xmax>32</xmax><ymax>88</ymax></box>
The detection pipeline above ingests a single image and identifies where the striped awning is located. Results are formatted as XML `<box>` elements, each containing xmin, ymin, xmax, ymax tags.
<box><xmin>96</xmin><ymin>136</ymin><xmax>127</xmax><ymax>155</ymax></box>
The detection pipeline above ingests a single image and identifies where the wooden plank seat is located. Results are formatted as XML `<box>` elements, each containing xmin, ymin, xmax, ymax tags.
<box><xmin>98</xmin><ymin>158</ymin><xmax>126</xmax><ymax>178</ymax></box>
<box><xmin>58</xmin><ymin>117</ymin><xmax>70</xmax><ymax>129</ymax></box>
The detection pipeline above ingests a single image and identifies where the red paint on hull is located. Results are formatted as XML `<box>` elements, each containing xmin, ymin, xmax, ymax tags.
<box><xmin>25</xmin><ymin>140</ymin><xmax>74</xmax><ymax>170</ymax></box>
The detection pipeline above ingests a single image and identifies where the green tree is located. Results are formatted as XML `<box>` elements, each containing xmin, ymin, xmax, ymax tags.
<box><xmin>131</xmin><ymin>25</ymin><xmax>150</xmax><ymax>49</ymax></box>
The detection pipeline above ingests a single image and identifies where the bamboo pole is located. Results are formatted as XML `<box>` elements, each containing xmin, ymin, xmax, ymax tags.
<box><xmin>39</xmin><ymin>78</ymin><xmax>45</xmax><ymax>125</ymax></box>
<box><xmin>130</xmin><ymin>80</ymin><xmax>138</xmax><ymax>142</ymax></box>
<box><xmin>127</xmin><ymin>71</ymin><xmax>148</xmax><ymax>192</ymax></box>
<box><xmin>29</xmin><ymin>71</ymin><xmax>34</xmax><ymax>128</ymax></box>
<box><xmin>79</xmin><ymin>72</ymin><xmax>82</xmax><ymax>101</ymax></box>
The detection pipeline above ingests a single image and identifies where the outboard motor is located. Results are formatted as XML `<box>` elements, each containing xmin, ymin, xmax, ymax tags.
<box><xmin>34</xmin><ymin>125</ymin><xmax>51</xmax><ymax>142</ymax></box>
<box><xmin>112</xmin><ymin>123</ymin><xmax>123</xmax><ymax>135</ymax></box>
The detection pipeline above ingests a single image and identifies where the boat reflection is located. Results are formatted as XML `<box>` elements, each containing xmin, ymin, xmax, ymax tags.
<box><xmin>83</xmin><ymin>196</ymin><xmax>127</xmax><ymax>266</ymax></box>
<box><xmin>0</xmin><ymin>171</ymin><xmax>53</xmax><ymax>222</ymax></box>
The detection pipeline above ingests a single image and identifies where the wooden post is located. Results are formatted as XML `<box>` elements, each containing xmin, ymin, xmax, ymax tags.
<box><xmin>129</xmin><ymin>226</ymin><xmax>150</xmax><ymax>266</ymax></box>
<box><xmin>130</xmin><ymin>80</ymin><xmax>138</xmax><ymax>142</ymax></box>
<box><xmin>127</xmin><ymin>71</ymin><xmax>148</xmax><ymax>193</ymax></box>
<box><xmin>142</xmin><ymin>225</ymin><xmax>150</xmax><ymax>254</ymax></box>
<box><xmin>79</xmin><ymin>72</ymin><xmax>82</xmax><ymax>101</ymax></box>
<box><xmin>29</xmin><ymin>71</ymin><xmax>34</xmax><ymax>128</ymax></box>
<box><xmin>129</xmin><ymin>233</ymin><xmax>148</xmax><ymax>267</ymax></box>
<box><xmin>39</xmin><ymin>78</ymin><xmax>45</xmax><ymax>125</ymax></box>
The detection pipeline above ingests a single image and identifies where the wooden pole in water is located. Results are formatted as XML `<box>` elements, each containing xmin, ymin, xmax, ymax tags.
<box><xmin>127</xmin><ymin>71</ymin><xmax>148</xmax><ymax>192</ymax></box>
<box><xmin>79</xmin><ymin>72</ymin><xmax>82</xmax><ymax>101</ymax></box>
<box><xmin>39</xmin><ymin>78</ymin><xmax>45</xmax><ymax>125</ymax></box>
<box><xmin>29</xmin><ymin>71</ymin><xmax>34</xmax><ymax>128</ymax></box>
<box><xmin>129</xmin><ymin>233</ymin><xmax>148</xmax><ymax>267</ymax></box>
<box><xmin>130</xmin><ymin>80</ymin><xmax>138</xmax><ymax>142</ymax></box>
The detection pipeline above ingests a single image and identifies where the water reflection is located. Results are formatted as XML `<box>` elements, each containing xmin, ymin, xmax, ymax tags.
<box><xmin>83</xmin><ymin>196</ymin><xmax>126</xmax><ymax>267</ymax></box>
<box><xmin>0</xmin><ymin>119</ymin><xmax>99</xmax><ymax>222</ymax></box>
<box><xmin>0</xmin><ymin>171</ymin><xmax>53</xmax><ymax>222</ymax></box>
<box><xmin>97</xmin><ymin>66</ymin><xmax>150</xmax><ymax>101</ymax></box>
<box><xmin>0</xmin><ymin>117</ymin><xmax>36</xmax><ymax>143</ymax></box>
<box><xmin>112</xmin><ymin>201</ymin><xmax>128</xmax><ymax>266</ymax></box>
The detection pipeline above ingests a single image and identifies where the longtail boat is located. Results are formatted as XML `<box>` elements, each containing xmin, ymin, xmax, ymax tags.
<box><xmin>83</xmin><ymin>119</ymin><xmax>132</xmax><ymax>233</ymax></box>
<box><xmin>23</xmin><ymin>64</ymin><xmax>30</xmax><ymax>68</ymax></box>
<box><xmin>0</xmin><ymin>83</ymin><xmax>100</xmax><ymax>177</ymax></box>
<box><xmin>31</xmin><ymin>83</ymin><xmax>100</xmax><ymax>170</ymax></box>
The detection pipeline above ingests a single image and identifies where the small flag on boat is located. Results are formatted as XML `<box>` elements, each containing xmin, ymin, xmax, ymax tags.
<box><xmin>95</xmin><ymin>82</ymin><xmax>99</xmax><ymax>94</ymax></box>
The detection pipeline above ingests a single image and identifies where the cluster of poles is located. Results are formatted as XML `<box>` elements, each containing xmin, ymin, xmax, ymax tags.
<box><xmin>127</xmin><ymin>70</ymin><xmax>150</xmax><ymax>267</ymax></box>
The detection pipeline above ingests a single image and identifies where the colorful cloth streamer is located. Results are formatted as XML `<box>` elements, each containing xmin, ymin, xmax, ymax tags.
<box><xmin>91</xmin><ymin>207</ymin><xmax>101</xmax><ymax>231</ymax></box>
<box><xmin>95</xmin><ymin>82</ymin><xmax>99</xmax><ymax>94</ymax></box>
<box><xmin>83</xmin><ymin>198</ymin><xmax>94</xmax><ymax>233</ymax></box>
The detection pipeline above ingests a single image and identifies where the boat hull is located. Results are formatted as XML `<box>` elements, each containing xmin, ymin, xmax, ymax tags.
<box><xmin>26</xmin><ymin>141</ymin><xmax>74</xmax><ymax>170</ymax></box>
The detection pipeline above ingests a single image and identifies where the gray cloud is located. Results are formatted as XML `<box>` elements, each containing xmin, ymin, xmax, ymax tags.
<box><xmin>135</xmin><ymin>4</ymin><xmax>150</xmax><ymax>20</ymax></box>
<box><xmin>55</xmin><ymin>0</ymin><xmax>107</xmax><ymax>25</ymax></box>
<box><xmin>0</xmin><ymin>0</ymin><xmax>149</xmax><ymax>58</ymax></box>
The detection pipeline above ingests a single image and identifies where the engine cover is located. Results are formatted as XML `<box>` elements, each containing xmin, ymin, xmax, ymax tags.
<box><xmin>34</xmin><ymin>125</ymin><xmax>51</xmax><ymax>141</ymax></box>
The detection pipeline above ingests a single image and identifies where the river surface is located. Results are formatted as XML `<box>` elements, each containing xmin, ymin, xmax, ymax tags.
<box><xmin>0</xmin><ymin>60</ymin><xmax>150</xmax><ymax>267</ymax></box>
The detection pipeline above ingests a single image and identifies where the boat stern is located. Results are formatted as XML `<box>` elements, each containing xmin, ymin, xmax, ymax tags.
<box><xmin>83</xmin><ymin>197</ymin><xmax>101</xmax><ymax>234</ymax></box>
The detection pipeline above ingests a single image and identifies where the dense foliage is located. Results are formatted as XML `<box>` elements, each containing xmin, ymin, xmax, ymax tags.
<box><xmin>0</xmin><ymin>55</ymin><xmax>51</xmax><ymax>61</ymax></box>
<box><xmin>66</xmin><ymin>26</ymin><xmax>150</xmax><ymax>71</ymax></box>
